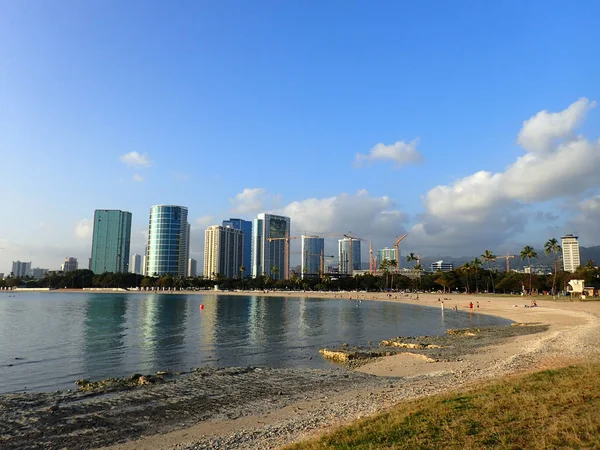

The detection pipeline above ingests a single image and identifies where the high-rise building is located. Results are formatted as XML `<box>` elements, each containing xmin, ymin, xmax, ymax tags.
<box><xmin>561</xmin><ymin>234</ymin><xmax>581</xmax><ymax>273</ymax></box>
<box><xmin>252</xmin><ymin>213</ymin><xmax>291</xmax><ymax>280</ymax></box>
<box><xmin>11</xmin><ymin>261</ymin><xmax>31</xmax><ymax>277</ymax></box>
<box><xmin>130</xmin><ymin>254</ymin><xmax>142</xmax><ymax>274</ymax></box>
<box><xmin>222</xmin><ymin>218</ymin><xmax>252</xmax><ymax>278</ymax></box>
<box><xmin>338</xmin><ymin>238</ymin><xmax>361</xmax><ymax>275</ymax></box>
<box><xmin>61</xmin><ymin>257</ymin><xmax>78</xmax><ymax>272</ymax></box>
<box><xmin>204</xmin><ymin>225</ymin><xmax>244</xmax><ymax>279</ymax></box>
<box><xmin>377</xmin><ymin>248</ymin><xmax>396</xmax><ymax>266</ymax></box>
<box><xmin>145</xmin><ymin>205</ymin><xmax>190</xmax><ymax>277</ymax></box>
<box><xmin>301</xmin><ymin>235</ymin><xmax>324</xmax><ymax>278</ymax></box>
<box><xmin>90</xmin><ymin>210</ymin><xmax>132</xmax><ymax>274</ymax></box>
<box><xmin>188</xmin><ymin>258</ymin><xmax>197</xmax><ymax>277</ymax></box>
<box><xmin>142</xmin><ymin>252</ymin><xmax>147</xmax><ymax>276</ymax></box>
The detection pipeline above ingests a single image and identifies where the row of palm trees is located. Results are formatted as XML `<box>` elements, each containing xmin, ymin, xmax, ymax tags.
<box><xmin>453</xmin><ymin>238</ymin><xmax>563</xmax><ymax>295</ymax></box>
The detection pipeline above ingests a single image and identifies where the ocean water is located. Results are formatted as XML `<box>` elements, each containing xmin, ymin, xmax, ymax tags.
<box><xmin>0</xmin><ymin>292</ymin><xmax>511</xmax><ymax>393</ymax></box>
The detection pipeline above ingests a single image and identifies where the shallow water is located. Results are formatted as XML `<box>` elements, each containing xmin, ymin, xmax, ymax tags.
<box><xmin>0</xmin><ymin>292</ymin><xmax>511</xmax><ymax>393</ymax></box>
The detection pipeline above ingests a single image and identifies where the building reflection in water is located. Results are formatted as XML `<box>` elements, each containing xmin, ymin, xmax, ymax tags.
<box><xmin>83</xmin><ymin>294</ymin><xmax>128</xmax><ymax>379</ymax></box>
<box><xmin>139</xmin><ymin>294</ymin><xmax>188</xmax><ymax>371</ymax></box>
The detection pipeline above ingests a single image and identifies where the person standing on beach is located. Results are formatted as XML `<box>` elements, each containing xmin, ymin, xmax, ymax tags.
<box><xmin>441</xmin><ymin>301</ymin><xmax>444</xmax><ymax>311</ymax></box>
<box><xmin>469</xmin><ymin>301</ymin><xmax>473</xmax><ymax>309</ymax></box>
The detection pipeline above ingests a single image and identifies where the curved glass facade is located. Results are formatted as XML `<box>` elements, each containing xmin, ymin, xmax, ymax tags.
<box><xmin>145</xmin><ymin>205</ymin><xmax>190</xmax><ymax>277</ymax></box>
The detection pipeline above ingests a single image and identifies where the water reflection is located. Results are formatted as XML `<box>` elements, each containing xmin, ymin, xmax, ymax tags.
<box><xmin>83</xmin><ymin>295</ymin><xmax>127</xmax><ymax>378</ymax></box>
<box><xmin>140</xmin><ymin>294</ymin><xmax>188</xmax><ymax>370</ymax></box>
<box><xmin>0</xmin><ymin>292</ymin><xmax>514</xmax><ymax>393</ymax></box>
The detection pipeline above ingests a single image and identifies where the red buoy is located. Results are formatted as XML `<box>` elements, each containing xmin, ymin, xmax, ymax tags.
<box><xmin>200</xmin><ymin>304</ymin><xmax>205</xmax><ymax>310</ymax></box>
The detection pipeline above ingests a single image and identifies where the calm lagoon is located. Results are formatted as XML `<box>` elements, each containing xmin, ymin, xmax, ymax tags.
<box><xmin>0</xmin><ymin>292</ymin><xmax>511</xmax><ymax>393</ymax></box>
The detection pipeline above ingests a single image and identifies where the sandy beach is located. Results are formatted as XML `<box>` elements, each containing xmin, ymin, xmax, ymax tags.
<box><xmin>3</xmin><ymin>290</ymin><xmax>600</xmax><ymax>450</ymax></box>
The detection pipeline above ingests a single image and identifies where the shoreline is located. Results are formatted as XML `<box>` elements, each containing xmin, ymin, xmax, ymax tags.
<box><xmin>3</xmin><ymin>291</ymin><xmax>600</xmax><ymax>449</ymax></box>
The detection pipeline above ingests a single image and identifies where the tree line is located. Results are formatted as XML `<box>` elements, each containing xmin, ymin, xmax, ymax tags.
<box><xmin>1</xmin><ymin>239</ymin><xmax>596</xmax><ymax>294</ymax></box>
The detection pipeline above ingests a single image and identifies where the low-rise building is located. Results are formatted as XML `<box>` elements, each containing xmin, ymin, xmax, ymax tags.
<box><xmin>430</xmin><ymin>260</ymin><xmax>453</xmax><ymax>272</ymax></box>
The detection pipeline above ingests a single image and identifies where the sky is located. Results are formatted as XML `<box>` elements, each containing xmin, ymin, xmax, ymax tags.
<box><xmin>1</xmin><ymin>0</ymin><xmax>599</xmax><ymax>273</ymax></box>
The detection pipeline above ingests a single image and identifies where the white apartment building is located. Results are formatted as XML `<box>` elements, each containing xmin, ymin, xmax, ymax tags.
<box><xmin>561</xmin><ymin>234</ymin><xmax>581</xmax><ymax>273</ymax></box>
<box><xmin>130</xmin><ymin>254</ymin><xmax>142</xmax><ymax>275</ymax></box>
<box><xmin>204</xmin><ymin>225</ymin><xmax>244</xmax><ymax>279</ymax></box>
<box><xmin>430</xmin><ymin>260</ymin><xmax>454</xmax><ymax>272</ymax></box>
<box><xmin>11</xmin><ymin>261</ymin><xmax>31</xmax><ymax>278</ymax></box>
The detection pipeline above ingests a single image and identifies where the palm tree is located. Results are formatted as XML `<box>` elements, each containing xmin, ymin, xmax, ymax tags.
<box><xmin>472</xmin><ymin>257</ymin><xmax>482</xmax><ymax>293</ymax></box>
<box><xmin>481</xmin><ymin>250</ymin><xmax>496</xmax><ymax>293</ymax></box>
<box><xmin>413</xmin><ymin>263</ymin><xmax>423</xmax><ymax>290</ymax></box>
<box><xmin>406</xmin><ymin>253</ymin><xmax>418</xmax><ymax>267</ymax></box>
<box><xmin>461</xmin><ymin>262</ymin><xmax>472</xmax><ymax>293</ymax></box>
<box><xmin>380</xmin><ymin>259</ymin><xmax>391</xmax><ymax>291</ymax></box>
<box><xmin>271</xmin><ymin>265</ymin><xmax>280</xmax><ymax>281</ymax></box>
<box><xmin>520</xmin><ymin>246</ymin><xmax>538</xmax><ymax>295</ymax></box>
<box><xmin>389</xmin><ymin>259</ymin><xmax>397</xmax><ymax>290</ymax></box>
<box><xmin>239</xmin><ymin>265</ymin><xmax>246</xmax><ymax>289</ymax></box>
<box><xmin>544</xmin><ymin>239</ymin><xmax>561</xmax><ymax>296</ymax></box>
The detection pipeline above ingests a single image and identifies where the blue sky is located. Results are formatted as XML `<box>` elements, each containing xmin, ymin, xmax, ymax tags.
<box><xmin>1</xmin><ymin>0</ymin><xmax>599</xmax><ymax>272</ymax></box>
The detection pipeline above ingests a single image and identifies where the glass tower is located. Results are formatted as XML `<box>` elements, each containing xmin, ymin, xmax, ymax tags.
<box><xmin>251</xmin><ymin>213</ymin><xmax>290</xmax><ymax>279</ymax></box>
<box><xmin>145</xmin><ymin>205</ymin><xmax>190</xmax><ymax>277</ymax></box>
<box><xmin>222</xmin><ymin>218</ymin><xmax>252</xmax><ymax>278</ymax></box>
<box><xmin>338</xmin><ymin>238</ymin><xmax>361</xmax><ymax>275</ymax></box>
<box><xmin>301</xmin><ymin>236</ymin><xmax>324</xmax><ymax>278</ymax></box>
<box><xmin>90</xmin><ymin>209</ymin><xmax>132</xmax><ymax>274</ymax></box>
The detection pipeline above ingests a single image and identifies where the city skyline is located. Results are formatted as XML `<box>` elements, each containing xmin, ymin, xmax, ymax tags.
<box><xmin>1</xmin><ymin>2</ymin><xmax>600</xmax><ymax>272</ymax></box>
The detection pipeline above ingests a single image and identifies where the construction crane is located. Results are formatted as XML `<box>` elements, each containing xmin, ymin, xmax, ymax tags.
<box><xmin>292</xmin><ymin>250</ymin><xmax>336</xmax><ymax>278</ymax></box>
<box><xmin>496</xmin><ymin>252</ymin><xmax>516</xmax><ymax>272</ymax></box>
<box><xmin>394</xmin><ymin>234</ymin><xmax>408</xmax><ymax>272</ymax></box>
<box><xmin>270</xmin><ymin>233</ymin><xmax>346</xmax><ymax>280</ymax></box>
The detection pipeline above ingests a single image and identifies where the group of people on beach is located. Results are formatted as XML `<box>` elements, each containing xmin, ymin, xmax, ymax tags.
<box><xmin>438</xmin><ymin>298</ymin><xmax>479</xmax><ymax>311</ymax></box>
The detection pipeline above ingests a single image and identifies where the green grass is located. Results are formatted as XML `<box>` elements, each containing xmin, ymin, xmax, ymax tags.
<box><xmin>286</xmin><ymin>364</ymin><xmax>600</xmax><ymax>449</ymax></box>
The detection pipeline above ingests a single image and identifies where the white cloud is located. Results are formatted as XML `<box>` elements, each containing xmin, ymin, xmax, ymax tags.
<box><xmin>229</xmin><ymin>188</ymin><xmax>272</xmax><ymax>214</ymax></box>
<box><xmin>518</xmin><ymin>98</ymin><xmax>596</xmax><ymax>152</ymax></box>
<box><xmin>132</xmin><ymin>174</ymin><xmax>144</xmax><ymax>182</ymax></box>
<box><xmin>281</xmin><ymin>190</ymin><xmax>405</xmax><ymax>236</ymax></box>
<box><xmin>120</xmin><ymin>151</ymin><xmax>151</xmax><ymax>167</ymax></box>
<box><xmin>75</xmin><ymin>219</ymin><xmax>92</xmax><ymax>239</ymax></box>
<box><xmin>267</xmin><ymin>190</ymin><xmax>408</xmax><ymax>263</ymax></box>
<box><xmin>355</xmin><ymin>138</ymin><xmax>422</xmax><ymax>168</ymax></box>
<box><xmin>412</xmin><ymin>98</ymin><xmax>600</xmax><ymax>254</ymax></box>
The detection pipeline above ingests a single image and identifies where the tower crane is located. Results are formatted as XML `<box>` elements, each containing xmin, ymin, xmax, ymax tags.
<box><xmin>270</xmin><ymin>232</ymin><xmax>347</xmax><ymax>280</ymax></box>
<box><xmin>292</xmin><ymin>250</ymin><xmax>336</xmax><ymax>278</ymax></box>
<box><xmin>496</xmin><ymin>252</ymin><xmax>516</xmax><ymax>273</ymax></box>
<box><xmin>394</xmin><ymin>234</ymin><xmax>408</xmax><ymax>272</ymax></box>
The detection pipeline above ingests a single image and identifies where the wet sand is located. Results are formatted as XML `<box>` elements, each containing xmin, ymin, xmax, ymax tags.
<box><xmin>3</xmin><ymin>290</ymin><xmax>600</xmax><ymax>449</ymax></box>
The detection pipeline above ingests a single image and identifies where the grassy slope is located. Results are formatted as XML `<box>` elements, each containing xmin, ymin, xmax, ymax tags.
<box><xmin>286</xmin><ymin>364</ymin><xmax>600</xmax><ymax>449</ymax></box>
